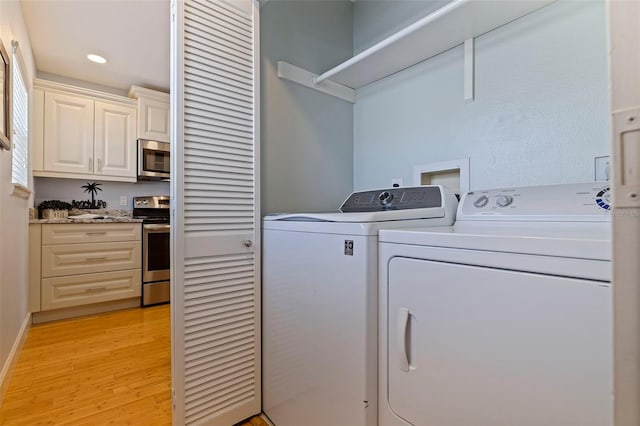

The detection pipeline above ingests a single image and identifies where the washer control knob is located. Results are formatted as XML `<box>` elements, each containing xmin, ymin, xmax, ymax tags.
<box><xmin>496</xmin><ymin>195</ymin><xmax>514</xmax><ymax>207</ymax></box>
<box><xmin>473</xmin><ymin>195</ymin><xmax>489</xmax><ymax>208</ymax></box>
<box><xmin>379</xmin><ymin>191</ymin><xmax>393</xmax><ymax>205</ymax></box>
<box><xmin>595</xmin><ymin>187</ymin><xmax>611</xmax><ymax>211</ymax></box>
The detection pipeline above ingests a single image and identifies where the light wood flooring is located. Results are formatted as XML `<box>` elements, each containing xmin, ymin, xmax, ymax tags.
<box><xmin>0</xmin><ymin>305</ymin><xmax>268</xmax><ymax>426</ymax></box>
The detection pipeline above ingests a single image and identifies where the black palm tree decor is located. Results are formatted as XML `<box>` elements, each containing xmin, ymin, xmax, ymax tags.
<box><xmin>81</xmin><ymin>182</ymin><xmax>103</xmax><ymax>208</ymax></box>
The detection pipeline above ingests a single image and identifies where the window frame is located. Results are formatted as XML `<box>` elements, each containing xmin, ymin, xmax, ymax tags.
<box><xmin>0</xmin><ymin>38</ymin><xmax>10</xmax><ymax>151</ymax></box>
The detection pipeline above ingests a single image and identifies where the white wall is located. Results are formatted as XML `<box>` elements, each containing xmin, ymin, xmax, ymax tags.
<box><xmin>260</xmin><ymin>0</ymin><xmax>354</xmax><ymax>214</ymax></box>
<box><xmin>353</xmin><ymin>1</ymin><xmax>610</xmax><ymax>191</ymax></box>
<box><xmin>0</xmin><ymin>0</ymin><xmax>37</xmax><ymax>392</ymax></box>
<box><xmin>34</xmin><ymin>177</ymin><xmax>170</xmax><ymax>210</ymax></box>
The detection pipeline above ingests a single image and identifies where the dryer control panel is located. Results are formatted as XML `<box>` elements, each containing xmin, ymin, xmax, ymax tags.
<box><xmin>459</xmin><ymin>182</ymin><xmax>611</xmax><ymax>221</ymax></box>
<box><xmin>340</xmin><ymin>186</ymin><xmax>443</xmax><ymax>212</ymax></box>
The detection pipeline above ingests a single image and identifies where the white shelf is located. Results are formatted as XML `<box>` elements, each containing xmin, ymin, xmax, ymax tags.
<box><xmin>319</xmin><ymin>0</ymin><xmax>556</xmax><ymax>88</ymax></box>
<box><xmin>279</xmin><ymin>0</ymin><xmax>555</xmax><ymax>100</ymax></box>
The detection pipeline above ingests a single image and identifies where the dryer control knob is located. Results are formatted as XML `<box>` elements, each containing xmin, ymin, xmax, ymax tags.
<box><xmin>379</xmin><ymin>191</ymin><xmax>393</xmax><ymax>205</ymax></box>
<box><xmin>496</xmin><ymin>195</ymin><xmax>514</xmax><ymax>207</ymax></box>
<box><xmin>473</xmin><ymin>195</ymin><xmax>489</xmax><ymax>208</ymax></box>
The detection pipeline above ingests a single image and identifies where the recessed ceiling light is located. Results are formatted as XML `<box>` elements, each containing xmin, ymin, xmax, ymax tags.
<box><xmin>87</xmin><ymin>54</ymin><xmax>107</xmax><ymax>64</ymax></box>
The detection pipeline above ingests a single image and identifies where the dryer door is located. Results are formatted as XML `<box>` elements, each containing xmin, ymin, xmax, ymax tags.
<box><xmin>387</xmin><ymin>257</ymin><xmax>612</xmax><ymax>426</ymax></box>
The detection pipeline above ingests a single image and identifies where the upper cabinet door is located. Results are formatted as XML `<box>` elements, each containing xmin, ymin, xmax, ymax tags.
<box><xmin>43</xmin><ymin>92</ymin><xmax>94</xmax><ymax>174</ymax></box>
<box><xmin>138</xmin><ymin>96</ymin><xmax>170</xmax><ymax>143</ymax></box>
<box><xmin>94</xmin><ymin>101</ymin><xmax>137</xmax><ymax>178</ymax></box>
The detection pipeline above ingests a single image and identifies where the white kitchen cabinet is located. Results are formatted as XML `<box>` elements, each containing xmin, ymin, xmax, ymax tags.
<box><xmin>42</xmin><ymin>270</ymin><xmax>140</xmax><ymax>311</ymax></box>
<box><xmin>128</xmin><ymin>85</ymin><xmax>170</xmax><ymax>143</ymax></box>
<box><xmin>30</xmin><ymin>223</ymin><xmax>142</xmax><ymax>314</ymax></box>
<box><xmin>33</xmin><ymin>80</ymin><xmax>138</xmax><ymax>182</ymax></box>
<box><xmin>43</xmin><ymin>91</ymin><xmax>94</xmax><ymax>174</ymax></box>
<box><xmin>94</xmin><ymin>101</ymin><xmax>137</xmax><ymax>178</ymax></box>
<box><xmin>41</xmin><ymin>222</ymin><xmax>140</xmax><ymax>244</ymax></box>
<box><xmin>41</xmin><ymin>240</ymin><xmax>140</xmax><ymax>277</ymax></box>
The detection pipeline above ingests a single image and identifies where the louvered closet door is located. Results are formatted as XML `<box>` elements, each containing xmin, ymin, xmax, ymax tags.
<box><xmin>171</xmin><ymin>0</ymin><xmax>260</xmax><ymax>425</ymax></box>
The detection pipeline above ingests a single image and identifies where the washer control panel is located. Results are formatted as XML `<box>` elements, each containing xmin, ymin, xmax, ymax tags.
<box><xmin>459</xmin><ymin>183</ymin><xmax>611</xmax><ymax>221</ymax></box>
<box><xmin>340</xmin><ymin>186</ymin><xmax>443</xmax><ymax>212</ymax></box>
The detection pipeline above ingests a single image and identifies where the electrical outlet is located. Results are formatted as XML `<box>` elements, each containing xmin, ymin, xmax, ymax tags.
<box><xmin>120</xmin><ymin>196</ymin><xmax>127</xmax><ymax>206</ymax></box>
<box><xmin>595</xmin><ymin>156</ymin><xmax>611</xmax><ymax>181</ymax></box>
<box><xmin>391</xmin><ymin>178</ymin><xmax>403</xmax><ymax>188</ymax></box>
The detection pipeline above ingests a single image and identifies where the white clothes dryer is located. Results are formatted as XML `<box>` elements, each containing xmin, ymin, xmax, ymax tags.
<box><xmin>262</xmin><ymin>186</ymin><xmax>458</xmax><ymax>426</ymax></box>
<box><xmin>378</xmin><ymin>182</ymin><xmax>612</xmax><ymax>426</ymax></box>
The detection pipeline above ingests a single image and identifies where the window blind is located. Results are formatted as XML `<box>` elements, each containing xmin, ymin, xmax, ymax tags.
<box><xmin>12</xmin><ymin>41</ymin><xmax>28</xmax><ymax>189</ymax></box>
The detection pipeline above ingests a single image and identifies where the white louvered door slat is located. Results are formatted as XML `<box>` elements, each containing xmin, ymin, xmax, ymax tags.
<box><xmin>172</xmin><ymin>0</ymin><xmax>260</xmax><ymax>424</ymax></box>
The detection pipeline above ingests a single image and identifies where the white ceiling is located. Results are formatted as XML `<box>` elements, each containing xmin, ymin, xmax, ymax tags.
<box><xmin>20</xmin><ymin>0</ymin><xmax>170</xmax><ymax>92</ymax></box>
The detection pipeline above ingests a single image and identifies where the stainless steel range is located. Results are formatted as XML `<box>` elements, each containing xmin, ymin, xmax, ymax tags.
<box><xmin>133</xmin><ymin>196</ymin><xmax>170</xmax><ymax>306</ymax></box>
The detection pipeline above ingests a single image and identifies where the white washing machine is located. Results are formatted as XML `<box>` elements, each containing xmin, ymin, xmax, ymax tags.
<box><xmin>378</xmin><ymin>182</ymin><xmax>612</xmax><ymax>426</ymax></box>
<box><xmin>262</xmin><ymin>185</ymin><xmax>458</xmax><ymax>426</ymax></box>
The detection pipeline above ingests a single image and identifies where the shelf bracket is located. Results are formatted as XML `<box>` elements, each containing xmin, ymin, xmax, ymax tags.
<box><xmin>277</xmin><ymin>61</ymin><xmax>356</xmax><ymax>104</ymax></box>
<box><xmin>464</xmin><ymin>38</ymin><xmax>475</xmax><ymax>103</ymax></box>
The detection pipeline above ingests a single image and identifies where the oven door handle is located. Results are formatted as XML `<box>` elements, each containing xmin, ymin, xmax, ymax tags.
<box><xmin>144</xmin><ymin>224</ymin><xmax>170</xmax><ymax>231</ymax></box>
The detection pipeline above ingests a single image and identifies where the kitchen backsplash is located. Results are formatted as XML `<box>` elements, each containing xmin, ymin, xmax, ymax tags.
<box><xmin>34</xmin><ymin>177</ymin><xmax>170</xmax><ymax>210</ymax></box>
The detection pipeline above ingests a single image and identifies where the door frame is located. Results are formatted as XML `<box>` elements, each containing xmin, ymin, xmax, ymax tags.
<box><xmin>608</xmin><ymin>1</ymin><xmax>640</xmax><ymax>424</ymax></box>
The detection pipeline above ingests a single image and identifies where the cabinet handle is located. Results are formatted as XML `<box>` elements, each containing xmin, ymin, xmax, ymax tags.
<box><xmin>85</xmin><ymin>232</ymin><xmax>107</xmax><ymax>235</ymax></box>
<box><xmin>85</xmin><ymin>287</ymin><xmax>107</xmax><ymax>293</ymax></box>
<box><xmin>86</xmin><ymin>256</ymin><xmax>108</xmax><ymax>261</ymax></box>
<box><xmin>98</xmin><ymin>158</ymin><xmax>103</xmax><ymax>172</ymax></box>
<box><xmin>88</xmin><ymin>157</ymin><xmax>93</xmax><ymax>172</ymax></box>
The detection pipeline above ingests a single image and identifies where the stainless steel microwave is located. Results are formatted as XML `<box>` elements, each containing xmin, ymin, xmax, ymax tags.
<box><xmin>138</xmin><ymin>139</ymin><xmax>170</xmax><ymax>181</ymax></box>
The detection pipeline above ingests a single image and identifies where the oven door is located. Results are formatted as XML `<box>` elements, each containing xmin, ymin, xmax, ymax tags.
<box><xmin>143</xmin><ymin>223</ymin><xmax>170</xmax><ymax>282</ymax></box>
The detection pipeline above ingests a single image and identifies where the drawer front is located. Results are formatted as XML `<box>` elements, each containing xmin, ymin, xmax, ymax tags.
<box><xmin>42</xmin><ymin>269</ymin><xmax>141</xmax><ymax>310</ymax></box>
<box><xmin>42</xmin><ymin>223</ymin><xmax>141</xmax><ymax>245</ymax></box>
<box><xmin>42</xmin><ymin>241</ymin><xmax>141</xmax><ymax>278</ymax></box>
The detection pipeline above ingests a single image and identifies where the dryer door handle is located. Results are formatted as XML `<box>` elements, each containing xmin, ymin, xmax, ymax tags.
<box><xmin>397</xmin><ymin>307</ymin><xmax>411</xmax><ymax>372</ymax></box>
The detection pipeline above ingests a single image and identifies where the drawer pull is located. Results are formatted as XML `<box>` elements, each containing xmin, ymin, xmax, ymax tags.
<box><xmin>85</xmin><ymin>287</ymin><xmax>107</xmax><ymax>293</ymax></box>
<box><xmin>86</xmin><ymin>256</ymin><xmax>108</xmax><ymax>261</ymax></box>
<box><xmin>85</xmin><ymin>232</ymin><xmax>107</xmax><ymax>235</ymax></box>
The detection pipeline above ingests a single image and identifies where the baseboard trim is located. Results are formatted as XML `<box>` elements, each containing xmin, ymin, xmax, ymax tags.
<box><xmin>32</xmin><ymin>298</ymin><xmax>141</xmax><ymax>324</ymax></box>
<box><xmin>0</xmin><ymin>312</ymin><xmax>32</xmax><ymax>402</ymax></box>
<box><xmin>260</xmin><ymin>413</ymin><xmax>275</xmax><ymax>426</ymax></box>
